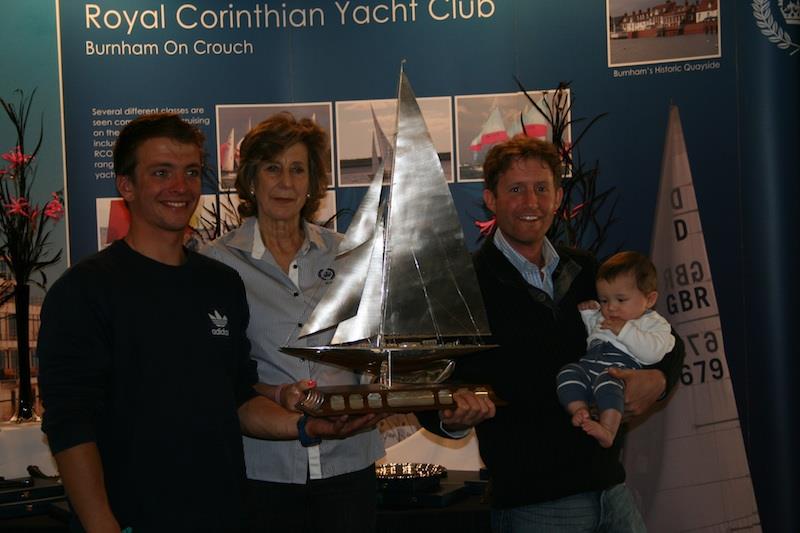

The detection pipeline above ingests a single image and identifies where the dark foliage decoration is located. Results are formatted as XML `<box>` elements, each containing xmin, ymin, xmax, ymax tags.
<box><xmin>515</xmin><ymin>78</ymin><xmax>620</xmax><ymax>257</ymax></box>
<box><xmin>189</xmin><ymin>182</ymin><xmax>242</xmax><ymax>248</ymax></box>
<box><xmin>0</xmin><ymin>89</ymin><xmax>64</xmax><ymax>421</ymax></box>
<box><xmin>475</xmin><ymin>79</ymin><xmax>620</xmax><ymax>258</ymax></box>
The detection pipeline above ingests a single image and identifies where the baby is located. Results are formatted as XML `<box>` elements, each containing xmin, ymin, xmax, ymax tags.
<box><xmin>556</xmin><ymin>251</ymin><xmax>675</xmax><ymax>447</ymax></box>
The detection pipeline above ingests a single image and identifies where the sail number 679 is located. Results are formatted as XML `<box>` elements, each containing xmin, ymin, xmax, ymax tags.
<box><xmin>681</xmin><ymin>359</ymin><xmax>724</xmax><ymax>385</ymax></box>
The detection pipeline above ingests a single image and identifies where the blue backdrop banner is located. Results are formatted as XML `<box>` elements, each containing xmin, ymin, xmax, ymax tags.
<box><xmin>51</xmin><ymin>0</ymin><xmax>798</xmax><ymax>528</ymax></box>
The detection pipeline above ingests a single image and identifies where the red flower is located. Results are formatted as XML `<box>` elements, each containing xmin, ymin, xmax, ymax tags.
<box><xmin>44</xmin><ymin>193</ymin><xmax>64</xmax><ymax>221</ymax></box>
<box><xmin>1</xmin><ymin>146</ymin><xmax>33</xmax><ymax>168</ymax></box>
<box><xmin>4</xmin><ymin>195</ymin><xmax>30</xmax><ymax>216</ymax></box>
<box><xmin>569</xmin><ymin>202</ymin><xmax>585</xmax><ymax>219</ymax></box>
<box><xmin>475</xmin><ymin>216</ymin><xmax>497</xmax><ymax>237</ymax></box>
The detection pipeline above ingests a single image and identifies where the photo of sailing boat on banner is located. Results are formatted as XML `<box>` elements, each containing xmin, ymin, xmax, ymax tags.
<box><xmin>215</xmin><ymin>102</ymin><xmax>334</xmax><ymax>191</ymax></box>
<box><xmin>455</xmin><ymin>90</ymin><xmax>571</xmax><ymax>182</ymax></box>
<box><xmin>607</xmin><ymin>0</ymin><xmax>720</xmax><ymax>67</ymax></box>
<box><xmin>336</xmin><ymin>96</ymin><xmax>453</xmax><ymax>187</ymax></box>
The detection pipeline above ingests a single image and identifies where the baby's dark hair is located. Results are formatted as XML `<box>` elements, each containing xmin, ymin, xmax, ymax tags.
<box><xmin>598</xmin><ymin>251</ymin><xmax>658</xmax><ymax>294</ymax></box>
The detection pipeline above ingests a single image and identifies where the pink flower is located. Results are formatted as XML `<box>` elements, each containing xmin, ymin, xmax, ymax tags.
<box><xmin>4</xmin><ymin>196</ymin><xmax>30</xmax><ymax>216</ymax></box>
<box><xmin>1</xmin><ymin>146</ymin><xmax>33</xmax><ymax>168</ymax></box>
<box><xmin>44</xmin><ymin>193</ymin><xmax>64</xmax><ymax>221</ymax></box>
<box><xmin>475</xmin><ymin>216</ymin><xmax>497</xmax><ymax>237</ymax></box>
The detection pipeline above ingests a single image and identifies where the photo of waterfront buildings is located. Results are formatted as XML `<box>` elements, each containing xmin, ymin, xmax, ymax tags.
<box><xmin>607</xmin><ymin>0</ymin><xmax>720</xmax><ymax>66</ymax></box>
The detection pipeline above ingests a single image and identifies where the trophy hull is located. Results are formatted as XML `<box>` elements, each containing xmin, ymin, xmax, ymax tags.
<box><xmin>280</xmin><ymin>342</ymin><xmax>496</xmax><ymax>373</ymax></box>
<box><xmin>297</xmin><ymin>383</ymin><xmax>505</xmax><ymax>416</ymax></box>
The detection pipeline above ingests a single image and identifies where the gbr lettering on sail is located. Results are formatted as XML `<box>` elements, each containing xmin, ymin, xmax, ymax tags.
<box><xmin>662</xmin><ymin>185</ymin><xmax>712</xmax><ymax>316</ymax></box>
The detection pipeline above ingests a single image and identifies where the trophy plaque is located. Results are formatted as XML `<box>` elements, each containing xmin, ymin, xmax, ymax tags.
<box><xmin>282</xmin><ymin>64</ymin><xmax>502</xmax><ymax>415</ymax></box>
<box><xmin>297</xmin><ymin>383</ymin><xmax>503</xmax><ymax>417</ymax></box>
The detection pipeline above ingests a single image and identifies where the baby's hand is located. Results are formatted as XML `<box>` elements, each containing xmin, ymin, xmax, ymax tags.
<box><xmin>599</xmin><ymin>317</ymin><xmax>626</xmax><ymax>335</ymax></box>
<box><xmin>577</xmin><ymin>300</ymin><xmax>600</xmax><ymax>311</ymax></box>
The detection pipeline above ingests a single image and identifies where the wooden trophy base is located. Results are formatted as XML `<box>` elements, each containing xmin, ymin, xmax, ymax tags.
<box><xmin>297</xmin><ymin>383</ymin><xmax>504</xmax><ymax>416</ymax></box>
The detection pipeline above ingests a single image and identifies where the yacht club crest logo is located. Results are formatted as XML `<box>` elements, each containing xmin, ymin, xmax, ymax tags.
<box><xmin>318</xmin><ymin>268</ymin><xmax>335</xmax><ymax>282</ymax></box>
<box><xmin>753</xmin><ymin>0</ymin><xmax>800</xmax><ymax>55</ymax></box>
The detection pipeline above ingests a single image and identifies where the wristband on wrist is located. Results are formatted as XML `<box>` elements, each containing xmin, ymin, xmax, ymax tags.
<box><xmin>297</xmin><ymin>415</ymin><xmax>321</xmax><ymax>447</ymax></box>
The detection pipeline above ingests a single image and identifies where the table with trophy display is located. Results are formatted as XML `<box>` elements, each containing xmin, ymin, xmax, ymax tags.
<box><xmin>376</xmin><ymin>465</ymin><xmax>490</xmax><ymax>533</ymax></box>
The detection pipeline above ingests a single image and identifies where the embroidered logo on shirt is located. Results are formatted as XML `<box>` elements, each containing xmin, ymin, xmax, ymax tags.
<box><xmin>318</xmin><ymin>268</ymin><xmax>335</xmax><ymax>282</ymax></box>
<box><xmin>208</xmin><ymin>310</ymin><xmax>230</xmax><ymax>337</ymax></box>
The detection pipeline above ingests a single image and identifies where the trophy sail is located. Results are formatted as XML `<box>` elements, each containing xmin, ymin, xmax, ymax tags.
<box><xmin>282</xmin><ymin>64</ymin><xmax>494</xmax><ymax>378</ymax></box>
<box><xmin>371</xmin><ymin>104</ymin><xmax>394</xmax><ymax>180</ymax></box>
<box><xmin>297</xmin><ymin>162</ymin><xmax>385</xmax><ymax>337</ymax></box>
<box><xmin>338</xmin><ymin>160</ymin><xmax>385</xmax><ymax>257</ymax></box>
<box><xmin>382</xmin><ymin>70</ymin><xmax>489</xmax><ymax>341</ymax></box>
<box><xmin>331</xmin><ymin>209</ymin><xmax>386</xmax><ymax>346</ymax></box>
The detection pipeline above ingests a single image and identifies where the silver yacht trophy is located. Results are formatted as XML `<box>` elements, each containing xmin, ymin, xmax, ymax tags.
<box><xmin>282</xmin><ymin>64</ymin><xmax>502</xmax><ymax>416</ymax></box>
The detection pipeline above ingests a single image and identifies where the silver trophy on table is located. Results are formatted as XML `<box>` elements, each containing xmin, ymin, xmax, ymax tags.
<box><xmin>281</xmin><ymin>64</ymin><xmax>502</xmax><ymax>416</ymax></box>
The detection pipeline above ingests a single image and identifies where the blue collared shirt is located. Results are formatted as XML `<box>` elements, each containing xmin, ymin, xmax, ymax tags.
<box><xmin>201</xmin><ymin>217</ymin><xmax>384</xmax><ymax>483</ymax></box>
<box><xmin>493</xmin><ymin>229</ymin><xmax>560</xmax><ymax>298</ymax></box>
